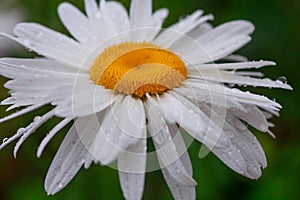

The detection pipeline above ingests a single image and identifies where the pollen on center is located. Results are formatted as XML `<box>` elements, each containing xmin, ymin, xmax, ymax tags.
<box><xmin>89</xmin><ymin>42</ymin><xmax>187</xmax><ymax>98</ymax></box>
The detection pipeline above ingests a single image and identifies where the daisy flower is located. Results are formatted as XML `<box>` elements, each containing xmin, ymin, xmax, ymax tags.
<box><xmin>0</xmin><ymin>0</ymin><xmax>292</xmax><ymax>199</ymax></box>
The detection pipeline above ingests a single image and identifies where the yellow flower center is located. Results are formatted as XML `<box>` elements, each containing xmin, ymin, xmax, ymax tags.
<box><xmin>89</xmin><ymin>42</ymin><xmax>187</xmax><ymax>98</ymax></box>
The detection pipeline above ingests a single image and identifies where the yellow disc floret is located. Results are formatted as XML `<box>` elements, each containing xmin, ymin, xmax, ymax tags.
<box><xmin>89</xmin><ymin>42</ymin><xmax>187</xmax><ymax>98</ymax></box>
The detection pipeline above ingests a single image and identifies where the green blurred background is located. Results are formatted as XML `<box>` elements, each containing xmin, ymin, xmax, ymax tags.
<box><xmin>0</xmin><ymin>0</ymin><xmax>299</xmax><ymax>199</ymax></box>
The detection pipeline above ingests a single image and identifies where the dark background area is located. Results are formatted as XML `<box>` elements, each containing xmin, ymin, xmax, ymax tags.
<box><xmin>0</xmin><ymin>0</ymin><xmax>299</xmax><ymax>199</ymax></box>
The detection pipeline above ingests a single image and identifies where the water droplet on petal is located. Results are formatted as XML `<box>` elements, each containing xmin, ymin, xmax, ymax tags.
<box><xmin>179</xmin><ymin>15</ymin><xmax>188</xmax><ymax>21</ymax></box>
<box><xmin>34</xmin><ymin>116</ymin><xmax>41</xmax><ymax>122</ymax></box>
<box><xmin>77</xmin><ymin>157</ymin><xmax>84</xmax><ymax>166</ymax></box>
<box><xmin>52</xmin><ymin>166</ymin><xmax>61</xmax><ymax>176</ymax></box>
<box><xmin>57</xmin><ymin>182</ymin><xmax>63</xmax><ymax>189</ymax></box>
<box><xmin>2</xmin><ymin>138</ymin><xmax>8</xmax><ymax>143</ymax></box>
<box><xmin>276</xmin><ymin>76</ymin><xmax>287</xmax><ymax>84</ymax></box>
<box><xmin>17</xmin><ymin>127</ymin><xmax>25</xmax><ymax>134</ymax></box>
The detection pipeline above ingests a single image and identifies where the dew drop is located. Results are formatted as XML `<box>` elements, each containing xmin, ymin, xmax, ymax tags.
<box><xmin>70</xmin><ymin>140</ymin><xmax>76</xmax><ymax>147</ymax></box>
<box><xmin>34</xmin><ymin>116</ymin><xmax>41</xmax><ymax>122</ymax></box>
<box><xmin>276</xmin><ymin>76</ymin><xmax>287</xmax><ymax>84</ymax></box>
<box><xmin>77</xmin><ymin>157</ymin><xmax>85</xmax><ymax>166</ymax></box>
<box><xmin>52</xmin><ymin>166</ymin><xmax>61</xmax><ymax>176</ymax></box>
<box><xmin>179</xmin><ymin>15</ymin><xmax>188</xmax><ymax>22</ymax></box>
<box><xmin>143</xmin><ymin>146</ymin><xmax>147</xmax><ymax>152</ymax></box>
<box><xmin>2</xmin><ymin>138</ymin><xmax>8</xmax><ymax>143</ymax></box>
<box><xmin>57</xmin><ymin>182</ymin><xmax>63</xmax><ymax>189</ymax></box>
<box><xmin>17</xmin><ymin>127</ymin><xmax>25</xmax><ymax>134</ymax></box>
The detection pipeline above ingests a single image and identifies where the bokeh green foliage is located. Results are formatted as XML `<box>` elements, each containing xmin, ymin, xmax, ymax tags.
<box><xmin>0</xmin><ymin>0</ymin><xmax>299</xmax><ymax>199</ymax></box>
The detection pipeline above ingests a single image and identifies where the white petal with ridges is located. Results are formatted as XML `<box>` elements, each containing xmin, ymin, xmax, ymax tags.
<box><xmin>0</xmin><ymin>58</ymin><xmax>84</xmax><ymax>74</ymax></box>
<box><xmin>188</xmin><ymin>61</ymin><xmax>275</xmax><ymax>70</ymax></box>
<box><xmin>186</xmin><ymin>80</ymin><xmax>282</xmax><ymax>112</ymax></box>
<box><xmin>197</xmin><ymin>102</ymin><xmax>264</xmax><ymax>177</ymax></box>
<box><xmin>188</xmin><ymin>66</ymin><xmax>292</xmax><ymax>90</ymax></box>
<box><xmin>45</xmin><ymin>115</ymin><xmax>99</xmax><ymax>195</ymax></box>
<box><xmin>90</xmin><ymin>96</ymin><xmax>146</xmax><ymax>165</ymax></box>
<box><xmin>173</xmin><ymin>20</ymin><xmax>254</xmax><ymax>64</ymax></box>
<box><xmin>37</xmin><ymin>117</ymin><xmax>73</xmax><ymax>157</ymax></box>
<box><xmin>101</xmin><ymin>0</ymin><xmax>130</xmax><ymax>34</ymax></box>
<box><xmin>54</xmin><ymin>86</ymin><xmax>117</xmax><ymax>118</ymax></box>
<box><xmin>118</xmin><ymin>139</ymin><xmax>147</xmax><ymax>200</ymax></box>
<box><xmin>146</xmin><ymin>95</ymin><xmax>197</xmax><ymax>186</ymax></box>
<box><xmin>155</xmin><ymin>11</ymin><xmax>213</xmax><ymax>47</ymax></box>
<box><xmin>58</xmin><ymin>3</ymin><xmax>98</xmax><ymax>44</ymax></box>
<box><xmin>130</xmin><ymin>0</ymin><xmax>152</xmax><ymax>28</ymax></box>
<box><xmin>84</xmin><ymin>0</ymin><xmax>99</xmax><ymax>19</ymax></box>
<box><xmin>157</xmin><ymin>92</ymin><xmax>230</xmax><ymax>148</ymax></box>
<box><xmin>161</xmin><ymin>124</ymin><xmax>196</xmax><ymax>200</ymax></box>
<box><xmin>198</xmin><ymin>20</ymin><xmax>254</xmax><ymax>44</ymax></box>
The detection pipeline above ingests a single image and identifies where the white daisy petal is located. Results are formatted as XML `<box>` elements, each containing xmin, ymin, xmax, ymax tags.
<box><xmin>1</xmin><ymin>23</ymin><xmax>86</xmax><ymax>66</ymax></box>
<box><xmin>37</xmin><ymin>117</ymin><xmax>73</xmax><ymax>158</ymax></box>
<box><xmin>236</xmin><ymin>71</ymin><xmax>264</xmax><ymax>78</ymax></box>
<box><xmin>5</xmin><ymin>88</ymin><xmax>57</xmax><ymax>108</ymax></box>
<box><xmin>0</xmin><ymin>58</ymin><xmax>83</xmax><ymax>74</ymax></box>
<box><xmin>157</xmin><ymin>92</ymin><xmax>230</xmax><ymax>148</ymax></box>
<box><xmin>129</xmin><ymin>0</ymin><xmax>153</xmax><ymax>42</ymax></box>
<box><xmin>0</xmin><ymin>104</ymin><xmax>43</xmax><ymax>124</ymax></box>
<box><xmin>46</xmin><ymin>113</ymin><xmax>104</xmax><ymax>195</ymax></box>
<box><xmin>198</xmin><ymin>20</ymin><xmax>254</xmax><ymax>44</ymax></box>
<box><xmin>194</xmin><ymin>20</ymin><xmax>254</xmax><ymax>63</ymax></box>
<box><xmin>3</xmin><ymin>73</ymin><xmax>88</xmax><ymax>91</ymax></box>
<box><xmin>223</xmin><ymin>54</ymin><xmax>248</xmax><ymax>62</ymax></box>
<box><xmin>187</xmin><ymin>23</ymin><xmax>213</xmax><ymax>39</ymax></box>
<box><xmin>100</xmin><ymin>0</ymin><xmax>130</xmax><ymax>34</ymax></box>
<box><xmin>45</xmin><ymin>121</ymin><xmax>89</xmax><ymax>195</ymax></box>
<box><xmin>58</xmin><ymin>2</ymin><xmax>98</xmax><ymax>44</ymax></box>
<box><xmin>13</xmin><ymin>110</ymin><xmax>55</xmax><ymax>157</ymax></box>
<box><xmin>161</xmin><ymin>124</ymin><xmax>196</xmax><ymax>200</ymax></box>
<box><xmin>146</xmin><ymin>95</ymin><xmax>197</xmax><ymax>186</ymax></box>
<box><xmin>84</xmin><ymin>0</ymin><xmax>99</xmax><ymax>19</ymax></box>
<box><xmin>226</xmin><ymin>75</ymin><xmax>292</xmax><ymax>90</ymax></box>
<box><xmin>88</xmin><ymin>109</ymin><xmax>121</xmax><ymax>165</ymax></box>
<box><xmin>212</xmin><ymin>143</ymin><xmax>248</xmax><ymax>175</ymax></box>
<box><xmin>174</xmin><ymin>20</ymin><xmax>254</xmax><ymax>64</ymax></box>
<box><xmin>188</xmin><ymin>66</ymin><xmax>292</xmax><ymax>90</ymax></box>
<box><xmin>230</xmin><ymin>104</ymin><xmax>269</xmax><ymax>132</ymax></box>
<box><xmin>145</xmin><ymin>8</ymin><xmax>169</xmax><ymax>41</ymax></box>
<box><xmin>54</xmin><ymin>85</ymin><xmax>117</xmax><ymax>118</ymax></box>
<box><xmin>198</xmin><ymin>102</ymin><xmax>264</xmax><ymax>177</ymax></box>
<box><xmin>155</xmin><ymin>11</ymin><xmax>213</xmax><ymax>47</ymax></box>
<box><xmin>152</xmin><ymin>8</ymin><xmax>169</xmax><ymax>28</ymax></box>
<box><xmin>200</xmin><ymin>35</ymin><xmax>251</xmax><ymax>63</ymax></box>
<box><xmin>189</xmin><ymin>61</ymin><xmax>275</xmax><ymax>70</ymax></box>
<box><xmin>186</xmin><ymin>80</ymin><xmax>282</xmax><ymax>112</ymax></box>
<box><xmin>130</xmin><ymin>0</ymin><xmax>152</xmax><ymax>28</ymax></box>
<box><xmin>118</xmin><ymin>139</ymin><xmax>147</xmax><ymax>200</ymax></box>
<box><xmin>161</xmin><ymin>167</ymin><xmax>196</xmax><ymax>200</ymax></box>
<box><xmin>168</xmin><ymin>124</ymin><xmax>193</xmax><ymax>175</ymax></box>
<box><xmin>175</xmin><ymin>84</ymin><xmax>244</xmax><ymax>111</ymax></box>
<box><xmin>235</xmin><ymin>122</ymin><xmax>267</xmax><ymax>169</ymax></box>
<box><xmin>112</xmin><ymin>95</ymin><xmax>146</xmax><ymax>139</ymax></box>
<box><xmin>12</xmin><ymin>23</ymin><xmax>86</xmax><ymax>54</ymax></box>
<box><xmin>0</xmin><ymin>107</ymin><xmax>46</xmax><ymax>151</ymax></box>
<box><xmin>90</xmin><ymin>96</ymin><xmax>146</xmax><ymax>165</ymax></box>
